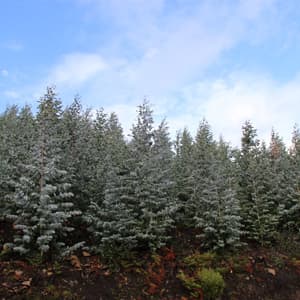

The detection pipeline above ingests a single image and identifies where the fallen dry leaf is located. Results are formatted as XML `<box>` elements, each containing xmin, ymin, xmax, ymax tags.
<box><xmin>147</xmin><ymin>282</ymin><xmax>158</xmax><ymax>295</ymax></box>
<box><xmin>3</xmin><ymin>244</ymin><xmax>10</xmax><ymax>251</ymax></box>
<box><xmin>103</xmin><ymin>270</ymin><xmax>111</xmax><ymax>276</ymax></box>
<box><xmin>292</xmin><ymin>260</ymin><xmax>300</xmax><ymax>267</ymax></box>
<box><xmin>14</xmin><ymin>270</ymin><xmax>23</xmax><ymax>279</ymax></box>
<box><xmin>82</xmin><ymin>251</ymin><xmax>91</xmax><ymax>257</ymax></box>
<box><xmin>22</xmin><ymin>278</ymin><xmax>32</xmax><ymax>287</ymax></box>
<box><xmin>267</xmin><ymin>268</ymin><xmax>276</xmax><ymax>276</ymax></box>
<box><xmin>120</xmin><ymin>274</ymin><xmax>128</xmax><ymax>285</ymax></box>
<box><xmin>70</xmin><ymin>255</ymin><xmax>81</xmax><ymax>269</ymax></box>
<box><xmin>2</xmin><ymin>282</ymin><xmax>10</xmax><ymax>288</ymax></box>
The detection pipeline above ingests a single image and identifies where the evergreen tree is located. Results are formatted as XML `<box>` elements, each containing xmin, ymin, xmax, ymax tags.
<box><xmin>0</xmin><ymin>105</ymin><xmax>37</xmax><ymax>219</ymax></box>
<box><xmin>139</xmin><ymin>118</ymin><xmax>175</xmax><ymax>249</ymax></box>
<box><xmin>173</xmin><ymin>128</ymin><xmax>194</xmax><ymax>224</ymax></box>
<box><xmin>61</xmin><ymin>97</ymin><xmax>95</xmax><ymax>211</ymax></box>
<box><xmin>106</xmin><ymin>112</ymin><xmax>128</xmax><ymax>167</ymax></box>
<box><xmin>88</xmin><ymin>101</ymin><xmax>174</xmax><ymax>253</ymax></box>
<box><xmin>0</xmin><ymin>106</ymin><xmax>20</xmax><ymax>218</ymax></box>
<box><xmin>85</xmin><ymin>112</ymin><xmax>129</xmax><ymax>253</ymax></box>
<box><xmin>187</xmin><ymin>119</ymin><xmax>215</xmax><ymax>227</ymax></box>
<box><xmin>5</xmin><ymin>88</ymin><xmax>82</xmax><ymax>255</ymax></box>
<box><xmin>278</xmin><ymin>126</ymin><xmax>300</xmax><ymax>233</ymax></box>
<box><xmin>131</xmin><ymin>103</ymin><xmax>174</xmax><ymax>249</ymax></box>
<box><xmin>88</xmin><ymin>108</ymin><xmax>109</xmax><ymax>206</ymax></box>
<box><xmin>2</xmin><ymin>85</ymin><xmax>300</xmax><ymax>257</ymax></box>
<box><xmin>236</xmin><ymin>121</ymin><xmax>260</xmax><ymax>238</ymax></box>
<box><xmin>268</xmin><ymin>129</ymin><xmax>293</xmax><ymax>221</ymax></box>
<box><xmin>191</xmin><ymin>124</ymin><xmax>241</xmax><ymax>250</ymax></box>
<box><xmin>247</xmin><ymin>142</ymin><xmax>279</xmax><ymax>243</ymax></box>
<box><xmin>236</xmin><ymin>126</ymin><xmax>284</xmax><ymax>243</ymax></box>
<box><xmin>86</xmin><ymin>165</ymin><xmax>139</xmax><ymax>254</ymax></box>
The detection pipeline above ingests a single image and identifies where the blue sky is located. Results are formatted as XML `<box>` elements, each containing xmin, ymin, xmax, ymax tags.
<box><xmin>1</xmin><ymin>0</ymin><xmax>300</xmax><ymax>145</ymax></box>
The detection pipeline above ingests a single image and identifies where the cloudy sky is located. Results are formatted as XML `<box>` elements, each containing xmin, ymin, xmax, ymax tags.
<box><xmin>1</xmin><ymin>0</ymin><xmax>300</xmax><ymax>145</ymax></box>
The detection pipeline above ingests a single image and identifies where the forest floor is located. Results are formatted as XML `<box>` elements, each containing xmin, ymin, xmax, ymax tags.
<box><xmin>1</xmin><ymin>225</ymin><xmax>300</xmax><ymax>300</ymax></box>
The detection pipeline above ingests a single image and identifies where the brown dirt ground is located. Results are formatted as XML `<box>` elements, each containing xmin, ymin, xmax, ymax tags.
<box><xmin>1</xmin><ymin>224</ymin><xmax>300</xmax><ymax>300</ymax></box>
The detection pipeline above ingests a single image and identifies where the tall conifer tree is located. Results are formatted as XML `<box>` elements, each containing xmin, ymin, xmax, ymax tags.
<box><xmin>5</xmin><ymin>88</ymin><xmax>82</xmax><ymax>255</ymax></box>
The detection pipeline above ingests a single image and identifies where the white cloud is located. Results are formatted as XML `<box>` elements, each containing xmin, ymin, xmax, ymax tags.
<box><xmin>105</xmin><ymin>103</ymin><xmax>137</xmax><ymax>138</ymax></box>
<box><xmin>64</xmin><ymin>1</ymin><xmax>285</xmax><ymax>146</ymax></box>
<box><xmin>73</xmin><ymin>0</ymin><xmax>277</xmax><ymax>109</ymax></box>
<box><xmin>167</xmin><ymin>72</ymin><xmax>300</xmax><ymax>147</ymax></box>
<box><xmin>99</xmin><ymin>70</ymin><xmax>300</xmax><ymax>148</ymax></box>
<box><xmin>27</xmin><ymin>0</ymin><xmax>295</xmax><ymax>148</ymax></box>
<box><xmin>47</xmin><ymin>53</ymin><xmax>107</xmax><ymax>87</ymax></box>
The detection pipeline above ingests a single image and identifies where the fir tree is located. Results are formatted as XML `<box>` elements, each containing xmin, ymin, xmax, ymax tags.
<box><xmin>247</xmin><ymin>142</ymin><xmax>279</xmax><ymax>243</ymax></box>
<box><xmin>0</xmin><ymin>106</ymin><xmax>21</xmax><ymax>218</ymax></box>
<box><xmin>173</xmin><ymin>128</ymin><xmax>194</xmax><ymax>224</ymax></box>
<box><xmin>61</xmin><ymin>97</ymin><xmax>95</xmax><ymax>211</ymax></box>
<box><xmin>5</xmin><ymin>88</ymin><xmax>82</xmax><ymax>255</ymax></box>
<box><xmin>236</xmin><ymin>121</ymin><xmax>260</xmax><ymax>238</ymax></box>
<box><xmin>2</xmin><ymin>85</ymin><xmax>300</xmax><ymax>257</ymax></box>
<box><xmin>88</xmin><ymin>101</ymin><xmax>174</xmax><ymax>253</ymax></box>
<box><xmin>191</xmin><ymin>125</ymin><xmax>241</xmax><ymax>250</ymax></box>
<box><xmin>85</xmin><ymin>112</ymin><xmax>129</xmax><ymax>253</ymax></box>
<box><xmin>106</xmin><ymin>112</ymin><xmax>128</xmax><ymax>167</ymax></box>
<box><xmin>187</xmin><ymin>119</ymin><xmax>216</xmax><ymax>227</ymax></box>
<box><xmin>278</xmin><ymin>126</ymin><xmax>300</xmax><ymax>233</ymax></box>
<box><xmin>86</xmin><ymin>165</ymin><xmax>139</xmax><ymax>254</ymax></box>
<box><xmin>268</xmin><ymin>129</ymin><xmax>293</xmax><ymax>220</ymax></box>
<box><xmin>139</xmin><ymin>119</ymin><xmax>175</xmax><ymax>249</ymax></box>
<box><xmin>88</xmin><ymin>108</ymin><xmax>109</xmax><ymax>206</ymax></box>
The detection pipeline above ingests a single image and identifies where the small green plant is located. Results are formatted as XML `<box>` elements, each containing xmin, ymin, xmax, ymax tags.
<box><xmin>53</xmin><ymin>261</ymin><xmax>62</xmax><ymax>274</ymax></box>
<box><xmin>27</xmin><ymin>252</ymin><xmax>43</xmax><ymax>266</ymax></box>
<box><xmin>271</xmin><ymin>256</ymin><xmax>285</xmax><ymax>269</ymax></box>
<box><xmin>275</xmin><ymin>233</ymin><xmax>300</xmax><ymax>259</ymax></box>
<box><xmin>62</xmin><ymin>290</ymin><xmax>73</xmax><ymax>299</ymax></box>
<box><xmin>198</xmin><ymin>268</ymin><xmax>225</xmax><ymax>300</ymax></box>
<box><xmin>183</xmin><ymin>251</ymin><xmax>216</xmax><ymax>268</ymax></box>
<box><xmin>45</xmin><ymin>284</ymin><xmax>61</xmax><ymax>299</ymax></box>
<box><xmin>0</xmin><ymin>244</ymin><xmax>11</xmax><ymax>260</ymax></box>
<box><xmin>226</xmin><ymin>255</ymin><xmax>249</xmax><ymax>273</ymax></box>
<box><xmin>151</xmin><ymin>253</ymin><xmax>162</xmax><ymax>265</ymax></box>
<box><xmin>178</xmin><ymin>268</ymin><xmax>225</xmax><ymax>299</ymax></box>
<box><xmin>43</xmin><ymin>285</ymin><xmax>75</xmax><ymax>300</ymax></box>
<box><xmin>177</xmin><ymin>271</ymin><xmax>202</xmax><ymax>298</ymax></box>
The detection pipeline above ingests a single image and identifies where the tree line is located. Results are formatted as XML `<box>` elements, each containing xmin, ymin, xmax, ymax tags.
<box><xmin>0</xmin><ymin>87</ymin><xmax>299</xmax><ymax>258</ymax></box>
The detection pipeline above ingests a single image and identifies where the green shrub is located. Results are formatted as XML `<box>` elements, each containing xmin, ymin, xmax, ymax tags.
<box><xmin>177</xmin><ymin>271</ymin><xmax>202</xmax><ymax>298</ymax></box>
<box><xmin>177</xmin><ymin>267</ymin><xmax>225</xmax><ymax>299</ymax></box>
<box><xmin>198</xmin><ymin>268</ymin><xmax>225</xmax><ymax>299</ymax></box>
<box><xmin>183</xmin><ymin>252</ymin><xmax>216</xmax><ymax>268</ymax></box>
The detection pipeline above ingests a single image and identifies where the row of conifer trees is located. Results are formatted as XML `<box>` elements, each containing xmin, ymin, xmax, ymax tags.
<box><xmin>0</xmin><ymin>87</ymin><xmax>299</xmax><ymax>257</ymax></box>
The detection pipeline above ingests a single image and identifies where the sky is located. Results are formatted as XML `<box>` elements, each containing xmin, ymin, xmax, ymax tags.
<box><xmin>1</xmin><ymin>0</ymin><xmax>300</xmax><ymax>146</ymax></box>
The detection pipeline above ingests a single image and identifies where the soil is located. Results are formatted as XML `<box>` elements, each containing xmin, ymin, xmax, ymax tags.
<box><xmin>1</xmin><ymin>224</ymin><xmax>300</xmax><ymax>300</ymax></box>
